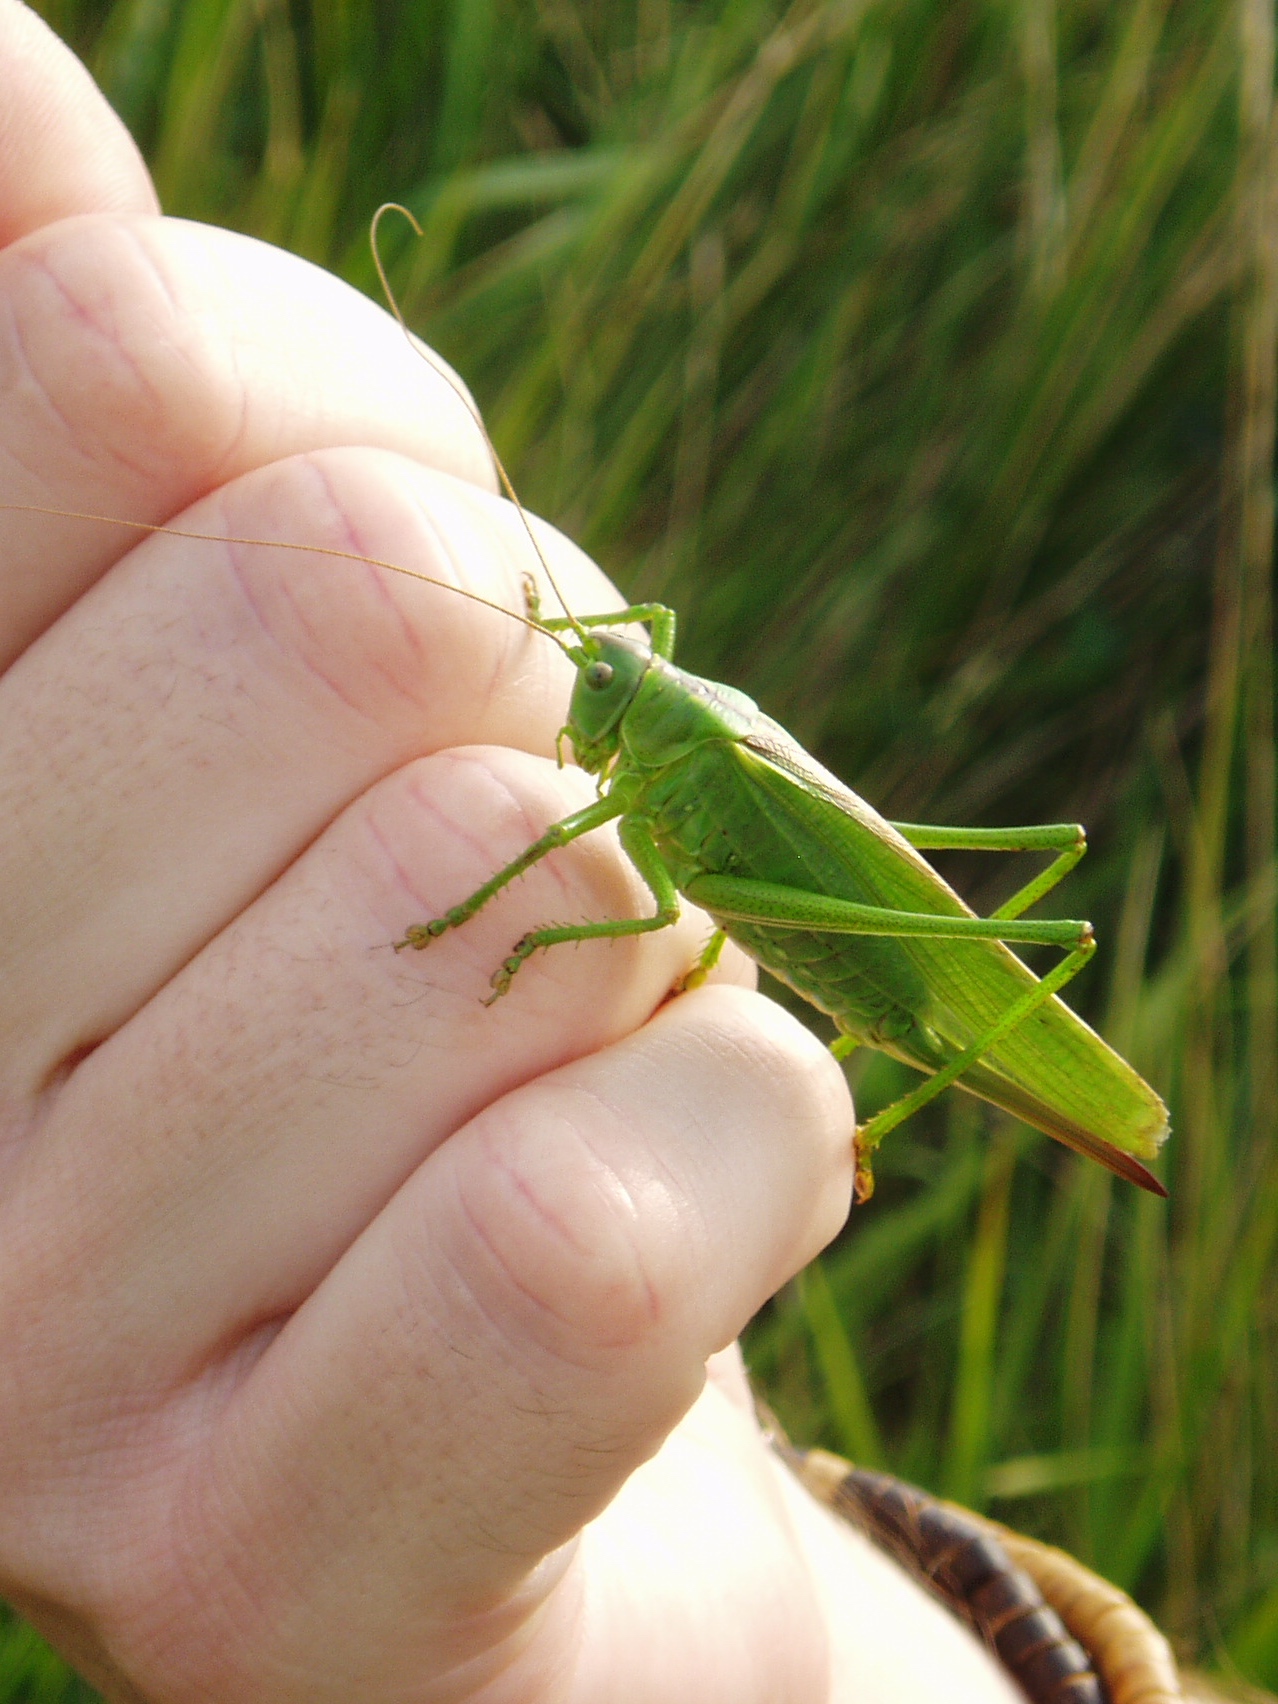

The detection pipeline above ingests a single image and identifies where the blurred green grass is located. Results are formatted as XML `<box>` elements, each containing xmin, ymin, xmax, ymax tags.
<box><xmin>12</xmin><ymin>0</ymin><xmax>1278</xmax><ymax>1694</ymax></box>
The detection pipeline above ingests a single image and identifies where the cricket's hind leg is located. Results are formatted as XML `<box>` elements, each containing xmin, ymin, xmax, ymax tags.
<box><xmin>680</xmin><ymin>868</ymin><xmax>1096</xmax><ymax>1201</ymax></box>
<box><xmin>849</xmin><ymin>935</ymin><xmax>1095</xmax><ymax>1198</ymax></box>
<box><xmin>890</xmin><ymin>821</ymin><xmax>1087</xmax><ymax>921</ymax></box>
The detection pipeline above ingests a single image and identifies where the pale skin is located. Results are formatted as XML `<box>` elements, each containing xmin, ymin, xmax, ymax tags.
<box><xmin>0</xmin><ymin>6</ymin><xmax>1026</xmax><ymax>1700</ymax></box>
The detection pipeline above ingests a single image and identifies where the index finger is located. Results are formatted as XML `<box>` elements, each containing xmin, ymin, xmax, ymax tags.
<box><xmin>0</xmin><ymin>214</ymin><xmax>496</xmax><ymax>668</ymax></box>
<box><xmin>0</xmin><ymin>0</ymin><xmax>157</xmax><ymax>244</ymax></box>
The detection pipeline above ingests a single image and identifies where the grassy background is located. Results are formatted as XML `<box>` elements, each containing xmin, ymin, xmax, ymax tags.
<box><xmin>7</xmin><ymin>0</ymin><xmax>1278</xmax><ymax>1694</ymax></box>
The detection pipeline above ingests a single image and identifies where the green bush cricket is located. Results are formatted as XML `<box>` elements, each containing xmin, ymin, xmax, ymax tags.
<box><xmin>393</xmin><ymin>565</ymin><xmax>1169</xmax><ymax>1201</ymax></box>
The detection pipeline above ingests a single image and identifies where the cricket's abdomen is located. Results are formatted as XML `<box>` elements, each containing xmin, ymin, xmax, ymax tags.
<box><xmin>637</xmin><ymin>746</ymin><xmax>942</xmax><ymax>1059</ymax></box>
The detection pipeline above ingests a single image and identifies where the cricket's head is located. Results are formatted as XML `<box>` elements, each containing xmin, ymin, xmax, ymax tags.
<box><xmin>561</xmin><ymin>630</ymin><xmax>651</xmax><ymax>773</ymax></box>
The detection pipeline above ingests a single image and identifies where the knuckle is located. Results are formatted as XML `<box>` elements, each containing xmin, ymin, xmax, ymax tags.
<box><xmin>211</xmin><ymin>449</ymin><xmax>541</xmax><ymax>741</ymax></box>
<box><xmin>6</xmin><ymin>221</ymin><xmax>243</xmax><ymax>486</ymax></box>
<box><xmin>357</xmin><ymin>747</ymin><xmax>591</xmax><ymax>925</ymax></box>
<box><xmin>215</xmin><ymin>455</ymin><xmax>442</xmax><ymax>721</ymax></box>
<box><xmin>455</xmin><ymin>1095</ymin><xmax>680</xmax><ymax>1366</ymax></box>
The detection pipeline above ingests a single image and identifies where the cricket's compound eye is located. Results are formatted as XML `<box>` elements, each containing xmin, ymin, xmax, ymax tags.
<box><xmin>584</xmin><ymin>660</ymin><xmax>615</xmax><ymax>690</ymax></box>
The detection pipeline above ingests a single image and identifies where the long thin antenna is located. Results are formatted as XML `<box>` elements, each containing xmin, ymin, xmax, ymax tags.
<box><xmin>4</xmin><ymin>503</ymin><xmax>566</xmax><ymax>645</ymax></box>
<box><xmin>370</xmin><ymin>203</ymin><xmax>589</xmax><ymax>646</ymax></box>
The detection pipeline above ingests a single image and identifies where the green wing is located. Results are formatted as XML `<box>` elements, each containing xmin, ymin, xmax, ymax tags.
<box><xmin>739</xmin><ymin>730</ymin><xmax>1169</xmax><ymax>1185</ymax></box>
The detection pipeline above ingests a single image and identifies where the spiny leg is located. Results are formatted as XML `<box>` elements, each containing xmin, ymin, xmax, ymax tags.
<box><xmin>682</xmin><ymin>873</ymin><xmax>1090</xmax><ymax>951</ymax></box>
<box><xmin>394</xmin><ymin>794</ymin><xmax>623</xmax><ymax>952</ymax></box>
<box><xmin>681</xmin><ymin>870</ymin><xmax>1095</xmax><ymax>1195</ymax></box>
<box><xmin>852</xmin><ymin>932</ymin><xmax>1096</xmax><ymax>1169</ymax></box>
<box><xmin>890</xmin><ymin>821</ymin><xmax>1087</xmax><ymax>921</ymax></box>
<box><xmin>673</xmin><ymin>928</ymin><xmax>729</xmax><ymax>995</ymax></box>
<box><xmin>484</xmin><ymin>816</ymin><xmax>682</xmax><ymax>1002</ymax></box>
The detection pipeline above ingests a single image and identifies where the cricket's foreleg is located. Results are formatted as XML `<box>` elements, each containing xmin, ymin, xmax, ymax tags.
<box><xmin>394</xmin><ymin>795</ymin><xmax>624</xmax><ymax>953</ymax></box>
<box><xmin>483</xmin><ymin>816</ymin><xmax>683</xmax><ymax>1003</ymax></box>
<box><xmin>890</xmin><ymin>821</ymin><xmax>1087</xmax><ymax>921</ymax></box>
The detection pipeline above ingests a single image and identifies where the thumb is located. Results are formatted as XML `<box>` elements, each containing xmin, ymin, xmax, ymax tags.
<box><xmin>151</xmin><ymin>988</ymin><xmax>853</xmax><ymax>1698</ymax></box>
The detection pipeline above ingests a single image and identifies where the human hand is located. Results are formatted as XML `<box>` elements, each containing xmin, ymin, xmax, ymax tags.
<box><xmin>0</xmin><ymin>8</ymin><xmax>1022</xmax><ymax>1701</ymax></box>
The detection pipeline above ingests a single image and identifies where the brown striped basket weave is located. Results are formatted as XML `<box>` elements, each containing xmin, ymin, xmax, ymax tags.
<box><xmin>785</xmin><ymin>1446</ymin><xmax>1273</xmax><ymax>1704</ymax></box>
